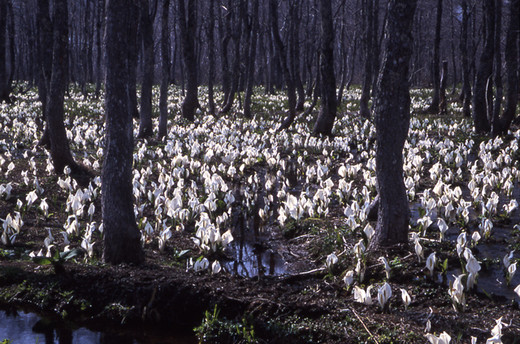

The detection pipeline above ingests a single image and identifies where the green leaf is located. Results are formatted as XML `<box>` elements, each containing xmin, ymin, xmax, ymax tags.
<box><xmin>32</xmin><ymin>257</ymin><xmax>52</xmax><ymax>265</ymax></box>
<box><xmin>59</xmin><ymin>248</ymin><xmax>83</xmax><ymax>261</ymax></box>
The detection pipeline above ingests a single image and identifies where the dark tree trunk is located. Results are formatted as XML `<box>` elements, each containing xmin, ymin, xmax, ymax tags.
<box><xmin>438</xmin><ymin>60</ymin><xmax>448</xmax><ymax>115</ymax></box>
<box><xmin>312</xmin><ymin>0</ymin><xmax>336</xmax><ymax>137</ymax></box>
<box><xmin>95</xmin><ymin>0</ymin><xmax>105</xmax><ymax>98</ymax></box>
<box><xmin>137</xmin><ymin>0</ymin><xmax>155</xmax><ymax>138</ymax></box>
<box><xmin>499</xmin><ymin>0</ymin><xmax>520</xmax><ymax>134</ymax></box>
<box><xmin>103</xmin><ymin>0</ymin><xmax>144</xmax><ymax>265</ymax></box>
<box><xmin>178</xmin><ymin>0</ymin><xmax>198</xmax><ymax>121</ymax></box>
<box><xmin>158</xmin><ymin>0</ymin><xmax>170</xmax><ymax>139</ymax></box>
<box><xmin>290</xmin><ymin>3</ymin><xmax>305</xmax><ymax>112</ymax></box>
<box><xmin>220</xmin><ymin>1</ymin><xmax>243</xmax><ymax>115</ymax></box>
<box><xmin>127</xmin><ymin>3</ymin><xmax>140</xmax><ymax>120</ymax></box>
<box><xmin>460</xmin><ymin>0</ymin><xmax>471</xmax><ymax>117</ymax></box>
<box><xmin>206</xmin><ymin>0</ymin><xmax>216</xmax><ymax>115</ymax></box>
<box><xmin>491</xmin><ymin>0</ymin><xmax>503</xmax><ymax>137</ymax></box>
<box><xmin>46</xmin><ymin>0</ymin><xmax>82</xmax><ymax>176</ymax></box>
<box><xmin>370</xmin><ymin>0</ymin><xmax>417</xmax><ymax>250</ymax></box>
<box><xmin>427</xmin><ymin>0</ymin><xmax>442</xmax><ymax>114</ymax></box>
<box><xmin>270</xmin><ymin>0</ymin><xmax>297</xmax><ymax>131</ymax></box>
<box><xmin>0</xmin><ymin>0</ymin><xmax>9</xmax><ymax>103</ymax></box>
<box><xmin>472</xmin><ymin>0</ymin><xmax>494</xmax><ymax>134</ymax></box>
<box><xmin>36</xmin><ymin>0</ymin><xmax>53</xmax><ymax>147</ymax></box>
<box><xmin>219</xmin><ymin>2</ymin><xmax>231</xmax><ymax>103</ymax></box>
<box><xmin>359</xmin><ymin>0</ymin><xmax>374</xmax><ymax>119</ymax></box>
<box><xmin>243</xmin><ymin>0</ymin><xmax>259</xmax><ymax>119</ymax></box>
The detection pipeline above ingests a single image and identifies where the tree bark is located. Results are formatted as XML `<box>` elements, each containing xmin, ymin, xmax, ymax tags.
<box><xmin>137</xmin><ymin>0</ymin><xmax>155</xmax><ymax>138</ymax></box>
<box><xmin>491</xmin><ymin>0</ymin><xmax>503</xmax><ymax>137</ymax></box>
<box><xmin>370</xmin><ymin>0</ymin><xmax>417</xmax><ymax>250</ymax></box>
<box><xmin>46</xmin><ymin>0</ymin><xmax>82</xmax><ymax>176</ymax></box>
<box><xmin>243</xmin><ymin>0</ymin><xmax>259</xmax><ymax>119</ymax></box>
<box><xmin>0</xmin><ymin>0</ymin><xmax>10</xmax><ymax>103</ymax></box>
<box><xmin>36</xmin><ymin>0</ymin><xmax>53</xmax><ymax>147</ymax></box>
<box><xmin>427</xmin><ymin>0</ymin><xmax>442</xmax><ymax>114</ymax></box>
<box><xmin>103</xmin><ymin>0</ymin><xmax>144</xmax><ymax>265</ymax></box>
<box><xmin>359</xmin><ymin>0</ymin><xmax>374</xmax><ymax>119</ymax></box>
<box><xmin>206</xmin><ymin>0</ymin><xmax>216</xmax><ymax>115</ymax></box>
<box><xmin>460</xmin><ymin>0</ymin><xmax>471</xmax><ymax>117</ymax></box>
<box><xmin>472</xmin><ymin>0</ymin><xmax>494</xmax><ymax>134</ymax></box>
<box><xmin>312</xmin><ymin>0</ymin><xmax>336</xmax><ymax>137</ymax></box>
<box><xmin>158</xmin><ymin>0</ymin><xmax>170</xmax><ymax>139</ymax></box>
<box><xmin>270</xmin><ymin>0</ymin><xmax>297</xmax><ymax>131</ymax></box>
<box><xmin>438</xmin><ymin>60</ymin><xmax>448</xmax><ymax>116</ymax></box>
<box><xmin>499</xmin><ymin>0</ymin><xmax>520</xmax><ymax>134</ymax></box>
<box><xmin>178</xmin><ymin>0</ymin><xmax>198</xmax><ymax>121</ymax></box>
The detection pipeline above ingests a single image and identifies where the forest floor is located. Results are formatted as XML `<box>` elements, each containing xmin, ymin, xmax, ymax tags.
<box><xmin>1</xmin><ymin>86</ymin><xmax>520</xmax><ymax>343</ymax></box>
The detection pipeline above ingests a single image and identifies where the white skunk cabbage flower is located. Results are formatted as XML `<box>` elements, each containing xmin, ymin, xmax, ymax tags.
<box><xmin>211</xmin><ymin>260</ymin><xmax>221</xmax><ymax>274</ymax></box>
<box><xmin>343</xmin><ymin>270</ymin><xmax>354</xmax><ymax>288</ymax></box>
<box><xmin>378</xmin><ymin>256</ymin><xmax>391</xmax><ymax>279</ymax></box>
<box><xmin>377</xmin><ymin>282</ymin><xmax>392</xmax><ymax>310</ymax></box>
<box><xmin>325</xmin><ymin>252</ymin><xmax>338</xmax><ymax>269</ymax></box>
<box><xmin>426</xmin><ymin>331</ymin><xmax>451</xmax><ymax>344</ymax></box>
<box><xmin>486</xmin><ymin>317</ymin><xmax>507</xmax><ymax>344</ymax></box>
<box><xmin>400</xmin><ymin>288</ymin><xmax>411</xmax><ymax>310</ymax></box>
<box><xmin>353</xmin><ymin>285</ymin><xmax>373</xmax><ymax>305</ymax></box>
<box><xmin>426</xmin><ymin>252</ymin><xmax>436</xmax><ymax>277</ymax></box>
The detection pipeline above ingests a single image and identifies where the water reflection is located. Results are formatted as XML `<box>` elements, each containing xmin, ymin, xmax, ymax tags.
<box><xmin>0</xmin><ymin>309</ymin><xmax>197</xmax><ymax>344</ymax></box>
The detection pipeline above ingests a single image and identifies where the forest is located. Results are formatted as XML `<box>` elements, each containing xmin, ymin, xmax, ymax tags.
<box><xmin>0</xmin><ymin>0</ymin><xmax>520</xmax><ymax>343</ymax></box>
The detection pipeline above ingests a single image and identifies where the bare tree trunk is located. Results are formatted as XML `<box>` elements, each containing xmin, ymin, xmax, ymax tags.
<box><xmin>128</xmin><ymin>3</ymin><xmax>140</xmax><ymax>119</ymax></box>
<box><xmin>46</xmin><ymin>0</ymin><xmax>83</xmax><ymax>176</ymax></box>
<box><xmin>359</xmin><ymin>0</ymin><xmax>374</xmax><ymax>119</ymax></box>
<box><xmin>178</xmin><ymin>0</ymin><xmax>198</xmax><ymax>121</ymax></box>
<box><xmin>243</xmin><ymin>0</ymin><xmax>259</xmax><ymax>119</ymax></box>
<box><xmin>370</xmin><ymin>0</ymin><xmax>417</xmax><ymax>250</ymax></box>
<box><xmin>158</xmin><ymin>0</ymin><xmax>170</xmax><ymax>139</ymax></box>
<box><xmin>460</xmin><ymin>0</ymin><xmax>471</xmax><ymax>117</ymax></box>
<box><xmin>312</xmin><ymin>0</ymin><xmax>336</xmax><ymax>137</ymax></box>
<box><xmin>472</xmin><ymin>0</ymin><xmax>494</xmax><ymax>134</ymax></box>
<box><xmin>95</xmin><ymin>0</ymin><xmax>105</xmax><ymax>98</ymax></box>
<box><xmin>438</xmin><ymin>60</ymin><xmax>448</xmax><ymax>115</ymax></box>
<box><xmin>270</xmin><ymin>0</ymin><xmax>297</xmax><ymax>131</ymax></box>
<box><xmin>137</xmin><ymin>0</ymin><xmax>155</xmax><ymax>138</ymax></box>
<box><xmin>206</xmin><ymin>0</ymin><xmax>216</xmax><ymax>115</ymax></box>
<box><xmin>103</xmin><ymin>0</ymin><xmax>144</xmax><ymax>265</ymax></box>
<box><xmin>0</xmin><ymin>0</ymin><xmax>10</xmax><ymax>103</ymax></box>
<box><xmin>491</xmin><ymin>0</ymin><xmax>503</xmax><ymax>136</ymax></box>
<box><xmin>427</xmin><ymin>0</ymin><xmax>443</xmax><ymax>114</ymax></box>
<box><xmin>498</xmin><ymin>0</ymin><xmax>520</xmax><ymax>134</ymax></box>
<box><xmin>36</xmin><ymin>0</ymin><xmax>53</xmax><ymax>147</ymax></box>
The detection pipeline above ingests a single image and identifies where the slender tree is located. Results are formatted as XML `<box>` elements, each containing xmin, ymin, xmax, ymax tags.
<box><xmin>460</xmin><ymin>0</ymin><xmax>471</xmax><ymax>117</ymax></box>
<box><xmin>370</xmin><ymin>0</ymin><xmax>417</xmax><ymax>250</ymax></box>
<box><xmin>0</xmin><ymin>0</ymin><xmax>12</xmax><ymax>103</ymax></box>
<box><xmin>206</xmin><ymin>0</ymin><xmax>216</xmax><ymax>115</ymax></box>
<box><xmin>359</xmin><ymin>0</ymin><xmax>375</xmax><ymax>119</ymax></box>
<box><xmin>243</xmin><ymin>0</ymin><xmax>259</xmax><ymax>119</ymax></box>
<box><xmin>137</xmin><ymin>0</ymin><xmax>156</xmax><ymax>138</ymax></box>
<box><xmin>426</xmin><ymin>0</ymin><xmax>443</xmax><ymax>114</ymax></box>
<box><xmin>158</xmin><ymin>0</ymin><xmax>170</xmax><ymax>138</ymax></box>
<box><xmin>270</xmin><ymin>0</ymin><xmax>297</xmax><ymax>130</ymax></box>
<box><xmin>103</xmin><ymin>0</ymin><xmax>144</xmax><ymax>265</ymax></box>
<box><xmin>312</xmin><ymin>0</ymin><xmax>336</xmax><ymax>136</ymax></box>
<box><xmin>178</xmin><ymin>0</ymin><xmax>198</xmax><ymax>121</ymax></box>
<box><xmin>472</xmin><ymin>0</ymin><xmax>494</xmax><ymax>134</ymax></box>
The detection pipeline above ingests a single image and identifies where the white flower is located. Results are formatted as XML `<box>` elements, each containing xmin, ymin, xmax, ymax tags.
<box><xmin>448</xmin><ymin>274</ymin><xmax>466</xmax><ymax>311</ymax></box>
<box><xmin>194</xmin><ymin>257</ymin><xmax>210</xmax><ymax>272</ymax></box>
<box><xmin>326</xmin><ymin>252</ymin><xmax>338</xmax><ymax>269</ymax></box>
<box><xmin>426</xmin><ymin>252</ymin><xmax>436</xmax><ymax>276</ymax></box>
<box><xmin>378</xmin><ymin>256</ymin><xmax>391</xmax><ymax>279</ymax></box>
<box><xmin>211</xmin><ymin>260</ymin><xmax>221</xmax><ymax>274</ymax></box>
<box><xmin>426</xmin><ymin>331</ymin><xmax>451</xmax><ymax>344</ymax></box>
<box><xmin>353</xmin><ymin>285</ymin><xmax>373</xmax><ymax>305</ymax></box>
<box><xmin>39</xmin><ymin>198</ymin><xmax>49</xmax><ymax>217</ymax></box>
<box><xmin>486</xmin><ymin>317</ymin><xmax>506</xmax><ymax>344</ymax></box>
<box><xmin>514</xmin><ymin>284</ymin><xmax>520</xmax><ymax>298</ymax></box>
<box><xmin>508</xmin><ymin>262</ymin><xmax>517</xmax><ymax>281</ymax></box>
<box><xmin>437</xmin><ymin>218</ymin><xmax>448</xmax><ymax>240</ymax></box>
<box><xmin>343</xmin><ymin>270</ymin><xmax>354</xmax><ymax>288</ymax></box>
<box><xmin>377</xmin><ymin>282</ymin><xmax>392</xmax><ymax>310</ymax></box>
<box><xmin>400</xmin><ymin>288</ymin><xmax>411</xmax><ymax>310</ymax></box>
<box><xmin>503</xmin><ymin>250</ymin><xmax>514</xmax><ymax>269</ymax></box>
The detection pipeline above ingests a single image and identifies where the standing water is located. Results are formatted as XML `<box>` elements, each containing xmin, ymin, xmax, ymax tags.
<box><xmin>0</xmin><ymin>308</ymin><xmax>197</xmax><ymax>344</ymax></box>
